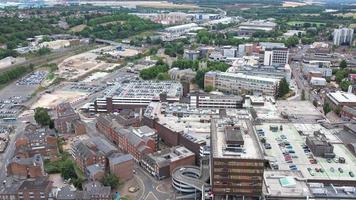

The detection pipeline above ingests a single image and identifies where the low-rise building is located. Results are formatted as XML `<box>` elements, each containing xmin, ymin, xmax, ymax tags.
<box><xmin>96</xmin><ymin>115</ymin><xmax>156</xmax><ymax>162</ymax></box>
<box><xmin>168</xmin><ymin>68</ymin><xmax>196</xmax><ymax>82</ymax></box>
<box><xmin>310</xmin><ymin>77</ymin><xmax>327</xmax><ymax>87</ymax></box>
<box><xmin>0</xmin><ymin>177</ymin><xmax>53</xmax><ymax>200</ymax></box>
<box><xmin>7</xmin><ymin>154</ymin><xmax>45</xmax><ymax>179</ymax></box>
<box><xmin>325</xmin><ymin>91</ymin><xmax>356</xmax><ymax>110</ymax></box>
<box><xmin>204</xmin><ymin>71</ymin><xmax>279</xmax><ymax>96</ymax></box>
<box><xmin>341</xmin><ymin>106</ymin><xmax>356</xmax><ymax>120</ymax></box>
<box><xmin>141</xmin><ymin>146</ymin><xmax>195</xmax><ymax>180</ymax></box>
<box><xmin>15</xmin><ymin>124</ymin><xmax>58</xmax><ymax>161</ymax></box>
<box><xmin>54</xmin><ymin>102</ymin><xmax>86</xmax><ymax>135</ymax></box>
<box><xmin>71</xmin><ymin>137</ymin><xmax>118</xmax><ymax>173</ymax></box>
<box><xmin>108</xmin><ymin>154</ymin><xmax>134</xmax><ymax>181</ymax></box>
<box><xmin>189</xmin><ymin>93</ymin><xmax>244</xmax><ymax>109</ymax></box>
<box><xmin>55</xmin><ymin>181</ymin><xmax>111</xmax><ymax>200</ymax></box>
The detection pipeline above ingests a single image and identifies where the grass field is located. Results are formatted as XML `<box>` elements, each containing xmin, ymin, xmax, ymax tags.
<box><xmin>333</xmin><ymin>12</ymin><xmax>356</xmax><ymax>19</ymax></box>
<box><xmin>287</xmin><ymin>21</ymin><xmax>326</xmax><ymax>27</ymax></box>
<box><xmin>70</xmin><ymin>24</ymin><xmax>87</xmax><ymax>33</ymax></box>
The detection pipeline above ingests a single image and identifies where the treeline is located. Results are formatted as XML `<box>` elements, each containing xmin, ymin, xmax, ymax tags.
<box><xmin>172</xmin><ymin>59</ymin><xmax>200</xmax><ymax>71</ymax></box>
<box><xmin>140</xmin><ymin>61</ymin><xmax>169</xmax><ymax>80</ymax></box>
<box><xmin>0</xmin><ymin>65</ymin><xmax>33</xmax><ymax>85</ymax></box>
<box><xmin>0</xmin><ymin>17</ymin><xmax>63</xmax><ymax>49</ymax></box>
<box><xmin>78</xmin><ymin>13</ymin><xmax>162</xmax><ymax>40</ymax></box>
<box><xmin>0</xmin><ymin>49</ymin><xmax>18</xmax><ymax>60</ymax></box>
<box><xmin>196</xmin><ymin>30</ymin><xmax>300</xmax><ymax>47</ymax></box>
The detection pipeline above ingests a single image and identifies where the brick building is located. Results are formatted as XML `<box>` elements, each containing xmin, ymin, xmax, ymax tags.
<box><xmin>54</xmin><ymin>102</ymin><xmax>86</xmax><ymax>135</ymax></box>
<box><xmin>108</xmin><ymin>154</ymin><xmax>134</xmax><ymax>181</ymax></box>
<box><xmin>15</xmin><ymin>124</ymin><xmax>58</xmax><ymax>161</ymax></box>
<box><xmin>71</xmin><ymin>137</ymin><xmax>118</xmax><ymax>173</ymax></box>
<box><xmin>0</xmin><ymin>177</ymin><xmax>53</xmax><ymax>200</ymax></box>
<box><xmin>96</xmin><ymin>115</ymin><xmax>156</xmax><ymax>162</ymax></box>
<box><xmin>141</xmin><ymin>146</ymin><xmax>195</xmax><ymax>180</ymax></box>
<box><xmin>6</xmin><ymin>154</ymin><xmax>46</xmax><ymax>179</ymax></box>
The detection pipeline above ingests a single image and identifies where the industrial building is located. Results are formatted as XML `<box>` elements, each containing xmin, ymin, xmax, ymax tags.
<box><xmin>204</xmin><ymin>71</ymin><xmax>279</xmax><ymax>96</ymax></box>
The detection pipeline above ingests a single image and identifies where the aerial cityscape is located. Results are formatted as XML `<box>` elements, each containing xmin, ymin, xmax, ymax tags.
<box><xmin>0</xmin><ymin>0</ymin><xmax>355</xmax><ymax>199</ymax></box>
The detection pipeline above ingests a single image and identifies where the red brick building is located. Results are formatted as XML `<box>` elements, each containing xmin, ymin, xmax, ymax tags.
<box><xmin>0</xmin><ymin>177</ymin><xmax>53</xmax><ymax>200</ymax></box>
<box><xmin>6</xmin><ymin>154</ymin><xmax>46</xmax><ymax>179</ymax></box>
<box><xmin>71</xmin><ymin>137</ymin><xmax>118</xmax><ymax>172</ymax></box>
<box><xmin>54</xmin><ymin>102</ymin><xmax>86</xmax><ymax>135</ymax></box>
<box><xmin>15</xmin><ymin>124</ymin><xmax>58</xmax><ymax>161</ymax></box>
<box><xmin>96</xmin><ymin>115</ymin><xmax>156</xmax><ymax>162</ymax></box>
<box><xmin>109</xmin><ymin>154</ymin><xmax>134</xmax><ymax>181</ymax></box>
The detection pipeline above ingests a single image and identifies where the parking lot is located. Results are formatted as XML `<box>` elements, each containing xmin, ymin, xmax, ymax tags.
<box><xmin>16</xmin><ymin>70</ymin><xmax>48</xmax><ymax>86</ymax></box>
<box><xmin>256</xmin><ymin>123</ymin><xmax>356</xmax><ymax>182</ymax></box>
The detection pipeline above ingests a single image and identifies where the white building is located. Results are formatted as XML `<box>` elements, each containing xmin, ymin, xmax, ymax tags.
<box><xmin>204</xmin><ymin>71</ymin><xmax>279</xmax><ymax>96</ymax></box>
<box><xmin>165</xmin><ymin>23</ymin><xmax>199</xmax><ymax>34</ymax></box>
<box><xmin>264</xmin><ymin>48</ymin><xmax>289</xmax><ymax>66</ymax></box>
<box><xmin>310</xmin><ymin>77</ymin><xmax>327</xmax><ymax>87</ymax></box>
<box><xmin>333</xmin><ymin>28</ymin><xmax>354</xmax><ymax>46</ymax></box>
<box><xmin>283</xmin><ymin>30</ymin><xmax>306</xmax><ymax>38</ymax></box>
<box><xmin>302</xmin><ymin>60</ymin><xmax>332</xmax><ymax>77</ymax></box>
<box><xmin>183</xmin><ymin>49</ymin><xmax>200</xmax><ymax>60</ymax></box>
<box><xmin>221</xmin><ymin>46</ymin><xmax>237</xmax><ymax>58</ymax></box>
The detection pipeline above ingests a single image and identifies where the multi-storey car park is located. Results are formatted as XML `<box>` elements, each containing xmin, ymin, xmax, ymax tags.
<box><xmin>93</xmin><ymin>80</ymin><xmax>183</xmax><ymax>112</ymax></box>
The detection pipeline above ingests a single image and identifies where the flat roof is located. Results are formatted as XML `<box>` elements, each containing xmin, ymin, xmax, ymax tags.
<box><xmin>211</xmin><ymin>119</ymin><xmax>263</xmax><ymax>159</ymax></box>
<box><xmin>104</xmin><ymin>80</ymin><xmax>182</xmax><ymax>99</ymax></box>
<box><xmin>257</xmin><ymin>123</ymin><xmax>356</xmax><ymax>183</ymax></box>
<box><xmin>327</xmin><ymin>91</ymin><xmax>356</xmax><ymax>104</ymax></box>
<box><xmin>212</xmin><ymin>71</ymin><xmax>280</xmax><ymax>83</ymax></box>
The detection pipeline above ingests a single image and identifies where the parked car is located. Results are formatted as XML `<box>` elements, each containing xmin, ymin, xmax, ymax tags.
<box><xmin>349</xmin><ymin>171</ymin><xmax>355</xmax><ymax>177</ymax></box>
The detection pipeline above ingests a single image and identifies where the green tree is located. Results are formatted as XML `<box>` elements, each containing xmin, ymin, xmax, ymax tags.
<box><xmin>323</xmin><ymin>103</ymin><xmax>332</xmax><ymax>114</ymax></box>
<box><xmin>34</xmin><ymin>107</ymin><xmax>52</xmax><ymax>126</ymax></box>
<box><xmin>37</xmin><ymin>47</ymin><xmax>51</xmax><ymax>56</ymax></box>
<box><xmin>156</xmin><ymin>72</ymin><xmax>170</xmax><ymax>80</ymax></box>
<box><xmin>60</xmin><ymin>159</ymin><xmax>77</xmax><ymax>180</ymax></box>
<box><xmin>278</xmin><ymin>78</ymin><xmax>290</xmax><ymax>98</ymax></box>
<box><xmin>101</xmin><ymin>173</ymin><xmax>120</xmax><ymax>189</ymax></box>
<box><xmin>204</xmin><ymin>85</ymin><xmax>214</xmax><ymax>92</ymax></box>
<box><xmin>340</xmin><ymin>80</ymin><xmax>351</xmax><ymax>91</ymax></box>
<box><xmin>339</xmin><ymin>60</ymin><xmax>347</xmax><ymax>69</ymax></box>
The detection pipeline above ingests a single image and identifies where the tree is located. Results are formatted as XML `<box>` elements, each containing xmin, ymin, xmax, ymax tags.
<box><xmin>301</xmin><ymin>89</ymin><xmax>306</xmax><ymax>100</ymax></box>
<box><xmin>339</xmin><ymin>60</ymin><xmax>347</xmax><ymax>69</ymax></box>
<box><xmin>340</xmin><ymin>80</ymin><xmax>351</xmax><ymax>92</ymax></box>
<box><xmin>60</xmin><ymin>159</ymin><xmax>77</xmax><ymax>180</ymax></box>
<box><xmin>37</xmin><ymin>47</ymin><xmax>51</xmax><ymax>56</ymax></box>
<box><xmin>323</xmin><ymin>103</ymin><xmax>332</xmax><ymax>114</ymax></box>
<box><xmin>101</xmin><ymin>173</ymin><xmax>120</xmax><ymax>189</ymax></box>
<box><xmin>204</xmin><ymin>85</ymin><xmax>214</xmax><ymax>92</ymax></box>
<box><xmin>34</xmin><ymin>107</ymin><xmax>52</xmax><ymax>126</ymax></box>
<box><xmin>278</xmin><ymin>78</ymin><xmax>290</xmax><ymax>98</ymax></box>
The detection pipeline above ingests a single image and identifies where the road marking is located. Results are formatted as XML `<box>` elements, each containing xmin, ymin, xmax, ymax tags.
<box><xmin>156</xmin><ymin>184</ymin><xmax>169</xmax><ymax>194</ymax></box>
<box><xmin>144</xmin><ymin>191</ymin><xmax>159</xmax><ymax>200</ymax></box>
<box><xmin>135</xmin><ymin>175</ymin><xmax>146</xmax><ymax>200</ymax></box>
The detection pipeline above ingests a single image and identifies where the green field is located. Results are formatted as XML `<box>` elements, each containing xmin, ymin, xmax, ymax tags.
<box><xmin>287</xmin><ymin>21</ymin><xmax>326</xmax><ymax>27</ymax></box>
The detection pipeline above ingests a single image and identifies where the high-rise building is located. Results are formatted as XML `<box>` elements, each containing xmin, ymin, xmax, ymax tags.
<box><xmin>333</xmin><ymin>28</ymin><xmax>354</xmax><ymax>46</ymax></box>
<box><xmin>263</xmin><ymin>47</ymin><xmax>289</xmax><ymax>66</ymax></box>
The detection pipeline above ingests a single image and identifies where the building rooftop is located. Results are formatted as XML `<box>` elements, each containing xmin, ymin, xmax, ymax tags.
<box><xmin>146</xmin><ymin>146</ymin><xmax>194</xmax><ymax>167</ymax></box>
<box><xmin>327</xmin><ymin>91</ymin><xmax>356</xmax><ymax>104</ymax></box>
<box><xmin>103</xmin><ymin>80</ymin><xmax>182</xmax><ymax>100</ymax></box>
<box><xmin>211</xmin><ymin>118</ymin><xmax>263</xmax><ymax>159</ymax></box>
<box><xmin>109</xmin><ymin>153</ymin><xmax>133</xmax><ymax>165</ymax></box>
<box><xmin>209</xmin><ymin>71</ymin><xmax>280</xmax><ymax>83</ymax></box>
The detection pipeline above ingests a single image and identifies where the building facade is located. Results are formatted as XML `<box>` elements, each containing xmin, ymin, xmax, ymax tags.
<box><xmin>263</xmin><ymin>47</ymin><xmax>289</xmax><ymax>66</ymax></box>
<box><xmin>204</xmin><ymin>71</ymin><xmax>279</xmax><ymax>96</ymax></box>
<box><xmin>333</xmin><ymin>28</ymin><xmax>354</xmax><ymax>46</ymax></box>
